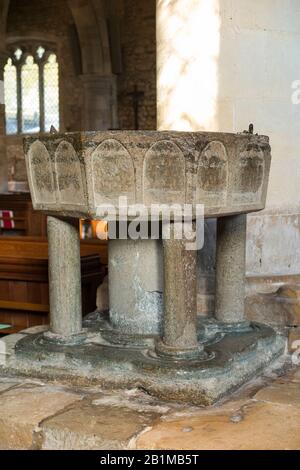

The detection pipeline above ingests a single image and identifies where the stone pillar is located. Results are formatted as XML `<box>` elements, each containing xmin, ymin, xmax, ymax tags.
<box><xmin>0</xmin><ymin>52</ymin><xmax>7</xmax><ymax>193</ymax></box>
<box><xmin>215</xmin><ymin>214</ymin><xmax>247</xmax><ymax>324</ymax></box>
<box><xmin>47</xmin><ymin>216</ymin><xmax>82</xmax><ymax>338</ymax></box>
<box><xmin>156</xmin><ymin>222</ymin><xmax>204</xmax><ymax>359</ymax></box>
<box><xmin>108</xmin><ymin>238</ymin><xmax>163</xmax><ymax>336</ymax></box>
<box><xmin>81</xmin><ymin>74</ymin><xmax>118</xmax><ymax>131</ymax></box>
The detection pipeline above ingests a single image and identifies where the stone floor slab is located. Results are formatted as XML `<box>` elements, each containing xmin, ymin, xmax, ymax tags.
<box><xmin>254</xmin><ymin>381</ymin><xmax>300</xmax><ymax>406</ymax></box>
<box><xmin>135</xmin><ymin>401</ymin><xmax>300</xmax><ymax>450</ymax></box>
<box><xmin>0</xmin><ymin>385</ymin><xmax>82</xmax><ymax>449</ymax></box>
<box><xmin>0</xmin><ymin>380</ymin><xmax>19</xmax><ymax>393</ymax></box>
<box><xmin>0</xmin><ymin>366</ymin><xmax>299</xmax><ymax>450</ymax></box>
<box><xmin>41</xmin><ymin>394</ymin><xmax>163</xmax><ymax>450</ymax></box>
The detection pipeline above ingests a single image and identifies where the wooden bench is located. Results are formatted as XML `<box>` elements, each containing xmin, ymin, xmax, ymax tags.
<box><xmin>0</xmin><ymin>237</ymin><xmax>108</xmax><ymax>333</ymax></box>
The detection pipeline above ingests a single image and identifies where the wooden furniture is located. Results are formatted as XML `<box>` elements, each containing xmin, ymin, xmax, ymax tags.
<box><xmin>0</xmin><ymin>237</ymin><xmax>108</xmax><ymax>334</ymax></box>
<box><xmin>0</xmin><ymin>193</ymin><xmax>47</xmax><ymax>237</ymax></box>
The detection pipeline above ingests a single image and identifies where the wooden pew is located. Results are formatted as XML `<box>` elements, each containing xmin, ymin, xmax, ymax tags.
<box><xmin>0</xmin><ymin>237</ymin><xmax>108</xmax><ymax>334</ymax></box>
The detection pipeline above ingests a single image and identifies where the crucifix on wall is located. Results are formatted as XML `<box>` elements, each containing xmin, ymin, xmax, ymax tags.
<box><xmin>127</xmin><ymin>85</ymin><xmax>144</xmax><ymax>130</ymax></box>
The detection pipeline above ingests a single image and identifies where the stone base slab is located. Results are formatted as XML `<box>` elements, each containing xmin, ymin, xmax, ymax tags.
<box><xmin>0</xmin><ymin>319</ymin><xmax>286</xmax><ymax>406</ymax></box>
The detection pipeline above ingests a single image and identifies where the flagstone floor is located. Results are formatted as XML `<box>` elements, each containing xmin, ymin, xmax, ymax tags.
<box><xmin>0</xmin><ymin>358</ymin><xmax>299</xmax><ymax>450</ymax></box>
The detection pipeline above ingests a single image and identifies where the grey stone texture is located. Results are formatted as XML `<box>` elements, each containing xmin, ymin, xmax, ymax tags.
<box><xmin>24</xmin><ymin>130</ymin><xmax>271</xmax><ymax>219</ymax></box>
<box><xmin>47</xmin><ymin>216</ymin><xmax>82</xmax><ymax>337</ymax></box>
<box><xmin>246</xmin><ymin>284</ymin><xmax>300</xmax><ymax>327</ymax></box>
<box><xmin>215</xmin><ymin>214</ymin><xmax>247</xmax><ymax>323</ymax></box>
<box><xmin>156</xmin><ymin>221</ymin><xmax>202</xmax><ymax>358</ymax></box>
<box><xmin>17</xmin><ymin>129</ymin><xmax>285</xmax><ymax>406</ymax></box>
<box><xmin>108</xmin><ymin>238</ymin><xmax>163</xmax><ymax>336</ymax></box>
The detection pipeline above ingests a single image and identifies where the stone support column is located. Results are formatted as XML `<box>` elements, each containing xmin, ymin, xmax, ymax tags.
<box><xmin>156</xmin><ymin>222</ymin><xmax>204</xmax><ymax>359</ymax></box>
<box><xmin>47</xmin><ymin>216</ymin><xmax>82</xmax><ymax>337</ymax></box>
<box><xmin>108</xmin><ymin>238</ymin><xmax>163</xmax><ymax>337</ymax></box>
<box><xmin>81</xmin><ymin>74</ymin><xmax>118</xmax><ymax>131</ymax></box>
<box><xmin>215</xmin><ymin>214</ymin><xmax>247</xmax><ymax>324</ymax></box>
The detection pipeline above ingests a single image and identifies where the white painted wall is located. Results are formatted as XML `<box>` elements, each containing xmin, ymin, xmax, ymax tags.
<box><xmin>217</xmin><ymin>0</ymin><xmax>300</xmax><ymax>275</ymax></box>
<box><xmin>217</xmin><ymin>0</ymin><xmax>300</xmax><ymax>210</ymax></box>
<box><xmin>157</xmin><ymin>0</ymin><xmax>300</xmax><ymax>276</ymax></box>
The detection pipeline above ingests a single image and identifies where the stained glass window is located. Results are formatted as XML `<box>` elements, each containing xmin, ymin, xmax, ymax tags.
<box><xmin>3</xmin><ymin>46</ymin><xmax>60</xmax><ymax>135</ymax></box>
<box><xmin>21</xmin><ymin>56</ymin><xmax>40</xmax><ymax>133</ymax></box>
<box><xmin>44</xmin><ymin>54</ymin><xmax>59</xmax><ymax>132</ymax></box>
<box><xmin>4</xmin><ymin>59</ymin><xmax>18</xmax><ymax>135</ymax></box>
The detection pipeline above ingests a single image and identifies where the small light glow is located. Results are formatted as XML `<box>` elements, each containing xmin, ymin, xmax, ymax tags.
<box><xmin>37</xmin><ymin>46</ymin><xmax>45</xmax><ymax>59</ymax></box>
<box><xmin>14</xmin><ymin>48</ymin><xmax>23</xmax><ymax>61</ymax></box>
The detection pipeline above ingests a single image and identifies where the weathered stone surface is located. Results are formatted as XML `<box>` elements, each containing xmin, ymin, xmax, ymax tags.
<box><xmin>24</xmin><ymin>131</ymin><xmax>271</xmax><ymax>219</ymax></box>
<box><xmin>92</xmin><ymin>139</ymin><xmax>135</xmax><ymax>206</ymax></box>
<box><xmin>246</xmin><ymin>284</ymin><xmax>300</xmax><ymax>326</ymax></box>
<box><xmin>215</xmin><ymin>214</ymin><xmax>247</xmax><ymax>323</ymax></box>
<box><xmin>108</xmin><ymin>238</ymin><xmax>163</xmax><ymax>336</ymax></box>
<box><xmin>293</xmin><ymin>371</ymin><xmax>300</xmax><ymax>382</ymax></box>
<box><xmin>143</xmin><ymin>140</ymin><xmax>185</xmax><ymax>205</ymax></box>
<box><xmin>0</xmin><ymin>380</ymin><xmax>19</xmax><ymax>393</ymax></box>
<box><xmin>27</xmin><ymin>140</ymin><xmax>55</xmax><ymax>205</ymax></box>
<box><xmin>0</xmin><ymin>385</ymin><xmax>82</xmax><ymax>449</ymax></box>
<box><xmin>254</xmin><ymin>381</ymin><xmax>300</xmax><ymax>406</ymax></box>
<box><xmin>288</xmin><ymin>327</ymin><xmax>300</xmax><ymax>353</ymax></box>
<box><xmin>135</xmin><ymin>401</ymin><xmax>300</xmax><ymax>450</ymax></box>
<box><xmin>0</xmin><ymin>333</ymin><xmax>25</xmax><ymax>356</ymax></box>
<box><xmin>197</xmin><ymin>141</ymin><xmax>228</xmax><ymax>207</ymax></box>
<box><xmin>0</xmin><ymin>366</ymin><xmax>298</xmax><ymax>450</ymax></box>
<box><xmin>41</xmin><ymin>396</ymin><xmax>161</xmax><ymax>450</ymax></box>
<box><xmin>156</xmin><ymin>221</ymin><xmax>200</xmax><ymax>358</ymax></box>
<box><xmin>275</xmin><ymin>367</ymin><xmax>300</xmax><ymax>384</ymax></box>
<box><xmin>55</xmin><ymin>140</ymin><xmax>86</xmax><ymax>206</ymax></box>
<box><xmin>96</xmin><ymin>275</ymin><xmax>109</xmax><ymax>311</ymax></box>
<box><xmin>47</xmin><ymin>216</ymin><xmax>82</xmax><ymax>337</ymax></box>
<box><xmin>20</xmin><ymin>325</ymin><xmax>49</xmax><ymax>335</ymax></box>
<box><xmin>7</xmin><ymin>325</ymin><xmax>285</xmax><ymax>407</ymax></box>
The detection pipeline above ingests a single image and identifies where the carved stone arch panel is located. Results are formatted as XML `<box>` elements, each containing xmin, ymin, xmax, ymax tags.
<box><xmin>237</xmin><ymin>144</ymin><xmax>264</xmax><ymax>193</ymax></box>
<box><xmin>143</xmin><ymin>140</ymin><xmax>185</xmax><ymax>205</ymax></box>
<box><xmin>27</xmin><ymin>140</ymin><xmax>55</xmax><ymax>205</ymax></box>
<box><xmin>55</xmin><ymin>140</ymin><xmax>86</xmax><ymax>205</ymax></box>
<box><xmin>196</xmin><ymin>141</ymin><xmax>228</xmax><ymax>207</ymax></box>
<box><xmin>92</xmin><ymin>138</ymin><xmax>136</xmax><ymax>206</ymax></box>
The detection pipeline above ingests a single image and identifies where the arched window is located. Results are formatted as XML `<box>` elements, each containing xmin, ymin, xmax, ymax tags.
<box><xmin>4</xmin><ymin>45</ymin><xmax>59</xmax><ymax>135</ymax></box>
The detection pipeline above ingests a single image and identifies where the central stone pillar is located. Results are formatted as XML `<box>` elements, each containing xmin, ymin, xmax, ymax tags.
<box><xmin>47</xmin><ymin>216</ymin><xmax>82</xmax><ymax>339</ymax></box>
<box><xmin>108</xmin><ymin>238</ymin><xmax>163</xmax><ymax>336</ymax></box>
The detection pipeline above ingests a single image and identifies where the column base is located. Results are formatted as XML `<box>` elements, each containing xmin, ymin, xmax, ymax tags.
<box><xmin>154</xmin><ymin>338</ymin><xmax>207</xmax><ymax>361</ymax></box>
<box><xmin>3</xmin><ymin>317</ymin><xmax>286</xmax><ymax>406</ymax></box>
<box><xmin>43</xmin><ymin>330</ymin><xmax>87</xmax><ymax>346</ymax></box>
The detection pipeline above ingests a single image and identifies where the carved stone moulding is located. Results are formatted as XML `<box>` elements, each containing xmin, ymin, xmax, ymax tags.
<box><xmin>24</xmin><ymin>130</ymin><xmax>271</xmax><ymax>219</ymax></box>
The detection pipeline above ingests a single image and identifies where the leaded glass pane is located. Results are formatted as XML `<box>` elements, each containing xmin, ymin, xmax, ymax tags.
<box><xmin>44</xmin><ymin>53</ymin><xmax>59</xmax><ymax>132</ymax></box>
<box><xmin>4</xmin><ymin>59</ymin><xmax>18</xmax><ymax>135</ymax></box>
<box><xmin>21</xmin><ymin>55</ymin><xmax>40</xmax><ymax>133</ymax></box>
